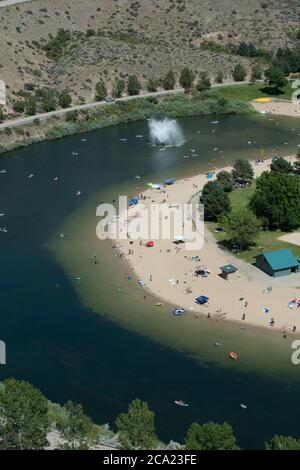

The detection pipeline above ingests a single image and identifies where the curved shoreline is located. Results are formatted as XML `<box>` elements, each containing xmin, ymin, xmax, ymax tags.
<box><xmin>1</xmin><ymin>95</ymin><xmax>297</xmax><ymax>159</ymax></box>
<box><xmin>0</xmin><ymin>93</ymin><xmax>253</xmax><ymax>156</ymax></box>
<box><xmin>113</xmin><ymin>154</ymin><xmax>300</xmax><ymax>334</ymax></box>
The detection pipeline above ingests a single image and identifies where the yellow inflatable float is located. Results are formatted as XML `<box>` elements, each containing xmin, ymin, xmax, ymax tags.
<box><xmin>254</xmin><ymin>97</ymin><xmax>272</xmax><ymax>103</ymax></box>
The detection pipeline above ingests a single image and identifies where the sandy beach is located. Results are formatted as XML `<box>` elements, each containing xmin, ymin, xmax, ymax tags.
<box><xmin>253</xmin><ymin>99</ymin><xmax>300</xmax><ymax>117</ymax></box>
<box><xmin>112</xmin><ymin>148</ymin><xmax>300</xmax><ymax>334</ymax></box>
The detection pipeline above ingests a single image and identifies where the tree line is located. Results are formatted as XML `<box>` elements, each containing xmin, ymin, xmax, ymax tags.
<box><xmin>0</xmin><ymin>59</ymin><xmax>291</xmax><ymax>124</ymax></box>
<box><xmin>0</xmin><ymin>378</ymin><xmax>299</xmax><ymax>450</ymax></box>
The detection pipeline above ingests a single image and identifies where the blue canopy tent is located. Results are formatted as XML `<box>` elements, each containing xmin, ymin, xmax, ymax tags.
<box><xmin>129</xmin><ymin>197</ymin><xmax>139</xmax><ymax>206</ymax></box>
<box><xmin>195</xmin><ymin>295</ymin><xmax>209</xmax><ymax>305</ymax></box>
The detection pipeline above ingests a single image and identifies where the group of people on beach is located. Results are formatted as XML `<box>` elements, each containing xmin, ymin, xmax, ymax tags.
<box><xmin>111</xmin><ymin>156</ymin><xmax>300</xmax><ymax>336</ymax></box>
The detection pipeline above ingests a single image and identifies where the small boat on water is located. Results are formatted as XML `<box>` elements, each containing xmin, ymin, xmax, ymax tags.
<box><xmin>229</xmin><ymin>351</ymin><xmax>238</xmax><ymax>360</ymax></box>
<box><xmin>240</xmin><ymin>403</ymin><xmax>247</xmax><ymax>409</ymax></box>
<box><xmin>175</xmin><ymin>400</ymin><xmax>189</xmax><ymax>407</ymax></box>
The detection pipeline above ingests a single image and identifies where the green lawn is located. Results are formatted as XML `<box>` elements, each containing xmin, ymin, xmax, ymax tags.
<box><xmin>206</xmin><ymin>183</ymin><xmax>300</xmax><ymax>263</ymax></box>
<box><xmin>215</xmin><ymin>82</ymin><xmax>293</xmax><ymax>102</ymax></box>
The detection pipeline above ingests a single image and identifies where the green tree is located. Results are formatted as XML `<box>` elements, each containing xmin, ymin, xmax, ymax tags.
<box><xmin>146</xmin><ymin>79</ymin><xmax>159</xmax><ymax>93</ymax></box>
<box><xmin>250</xmin><ymin>171</ymin><xmax>300</xmax><ymax>230</ymax></box>
<box><xmin>45</xmin><ymin>28</ymin><xmax>71</xmax><ymax>60</ymax></box>
<box><xmin>217</xmin><ymin>95</ymin><xmax>228</xmax><ymax>108</ymax></box>
<box><xmin>294</xmin><ymin>148</ymin><xmax>300</xmax><ymax>174</ymax></box>
<box><xmin>57</xmin><ymin>401</ymin><xmax>100</xmax><ymax>450</ymax></box>
<box><xmin>127</xmin><ymin>75</ymin><xmax>141</xmax><ymax>96</ymax></box>
<box><xmin>25</xmin><ymin>95</ymin><xmax>36</xmax><ymax>115</ymax></box>
<box><xmin>13</xmin><ymin>100</ymin><xmax>25</xmax><ymax>113</ymax></box>
<box><xmin>232</xmin><ymin>159</ymin><xmax>254</xmax><ymax>186</ymax></box>
<box><xmin>237</xmin><ymin>42</ymin><xmax>249</xmax><ymax>57</ymax></box>
<box><xmin>248</xmin><ymin>42</ymin><xmax>257</xmax><ymax>57</ymax></box>
<box><xmin>220</xmin><ymin>208</ymin><xmax>261</xmax><ymax>249</ymax></box>
<box><xmin>0</xmin><ymin>378</ymin><xmax>49</xmax><ymax>450</ymax></box>
<box><xmin>86</xmin><ymin>29</ymin><xmax>96</xmax><ymax>38</ymax></box>
<box><xmin>216</xmin><ymin>170</ymin><xmax>233</xmax><ymax>192</ymax></box>
<box><xmin>200</xmin><ymin>181</ymin><xmax>231</xmax><ymax>221</ymax></box>
<box><xmin>270</xmin><ymin>156</ymin><xmax>293</xmax><ymax>174</ymax></box>
<box><xmin>58</xmin><ymin>90</ymin><xmax>72</xmax><ymax>108</ymax></box>
<box><xmin>185</xmin><ymin>422</ymin><xmax>239</xmax><ymax>450</ymax></box>
<box><xmin>42</xmin><ymin>88</ymin><xmax>56</xmax><ymax>112</ymax></box>
<box><xmin>162</xmin><ymin>70</ymin><xmax>176</xmax><ymax>90</ymax></box>
<box><xmin>0</xmin><ymin>106</ymin><xmax>4</xmax><ymax>122</ymax></box>
<box><xmin>265</xmin><ymin>435</ymin><xmax>300</xmax><ymax>450</ymax></box>
<box><xmin>232</xmin><ymin>63</ymin><xmax>247</xmax><ymax>82</ymax></box>
<box><xmin>215</xmin><ymin>70</ymin><xmax>224</xmax><ymax>84</ymax></box>
<box><xmin>250</xmin><ymin>64</ymin><xmax>262</xmax><ymax>83</ymax></box>
<box><xmin>112</xmin><ymin>78</ymin><xmax>125</xmax><ymax>98</ymax></box>
<box><xmin>179</xmin><ymin>67</ymin><xmax>195</xmax><ymax>91</ymax></box>
<box><xmin>265</xmin><ymin>67</ymin><xmax>287</xmax><ymax>92</ymax></box>
<box><xmin>65</xmin><ymin>110</ymin><xmax>77</xmax><ymax>122</ymax></box>
<box><xmin>95</xmin><ymin>80</ymin><xmax>107</xmax><ymax>101</ymax></box>
<box><xmin>196</xmin><ymin>71</ymin><xmax>211</xmax><ymax>92</ymax></box>
<box><xmin>115</xmin><ymin>399</ymin><xmax>158</xmax><ymax>450</ymax></box>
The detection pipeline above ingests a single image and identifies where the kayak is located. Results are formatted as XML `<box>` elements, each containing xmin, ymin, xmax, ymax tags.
<box><xmin>229</xmin><ymin>351</ymin><xmax>238</xmax><ymax>360</ymax></box>
<box><xmin>175</xmin><ymin>400</ymin><xmax>189</xmax><ymax>407</ymax></box>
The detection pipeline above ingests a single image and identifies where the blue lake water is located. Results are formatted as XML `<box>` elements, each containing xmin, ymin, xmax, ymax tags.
<box><xmin>1</xmin><ymin>114</ymin><xmax>300</xmax><ymax>448</ymax></box>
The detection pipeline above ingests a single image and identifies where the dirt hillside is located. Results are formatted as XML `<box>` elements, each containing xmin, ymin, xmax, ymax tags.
<box><xmin>0</xmin><ymin>0</ymin><xmax>299</xmax><ymax>107</ymax></box>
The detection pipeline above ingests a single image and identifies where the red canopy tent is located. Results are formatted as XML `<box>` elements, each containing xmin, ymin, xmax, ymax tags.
<box><xmin>146</xmin><ymin>241</ymin><xmax>154</xmax><ymax>247</ymax></box>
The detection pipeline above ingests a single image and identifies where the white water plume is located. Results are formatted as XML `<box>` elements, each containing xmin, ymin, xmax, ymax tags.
<box><xmin>148</xmin><ymin>118</ymin><xmax>185</xmax><ymax>147</ymax></box>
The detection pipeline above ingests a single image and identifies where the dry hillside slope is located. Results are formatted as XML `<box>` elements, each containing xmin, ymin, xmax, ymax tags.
<box><xmin>0</xmin><ymin>0</ymin><xmax>299</xmax><ymax>108</ymax></box>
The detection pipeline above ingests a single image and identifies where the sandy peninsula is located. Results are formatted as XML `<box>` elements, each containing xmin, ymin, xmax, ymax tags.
<box><xmin>112</xmin><ymin>148</ymin><xmax>300</xmax><ymax>334</ymax></box>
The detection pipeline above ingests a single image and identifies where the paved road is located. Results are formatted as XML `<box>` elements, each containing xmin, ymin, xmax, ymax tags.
<box><xmin>0</xmin><ymin>81</ymin><xmax>255</xmax><ymax>130</ymax></box>
<box><xmin>0</xmin><ymin>89</ymin><xmax>185</xmax><ymax>129</ymax></box>
<box><xmin>0</xmin><ymin>0</ymin><xmax>31</xmax><ymax>7</ymax></box>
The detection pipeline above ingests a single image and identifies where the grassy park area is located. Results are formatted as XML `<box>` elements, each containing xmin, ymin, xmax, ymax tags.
<box><xmin>216</xmin><ymin>82</ymin><xmax>293</xmax><ymax>102</ymax></box>
<box><xmin>206</xmin><ymin>182</ymin><xmax>300</xmax><ymax>263</ymax></box>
